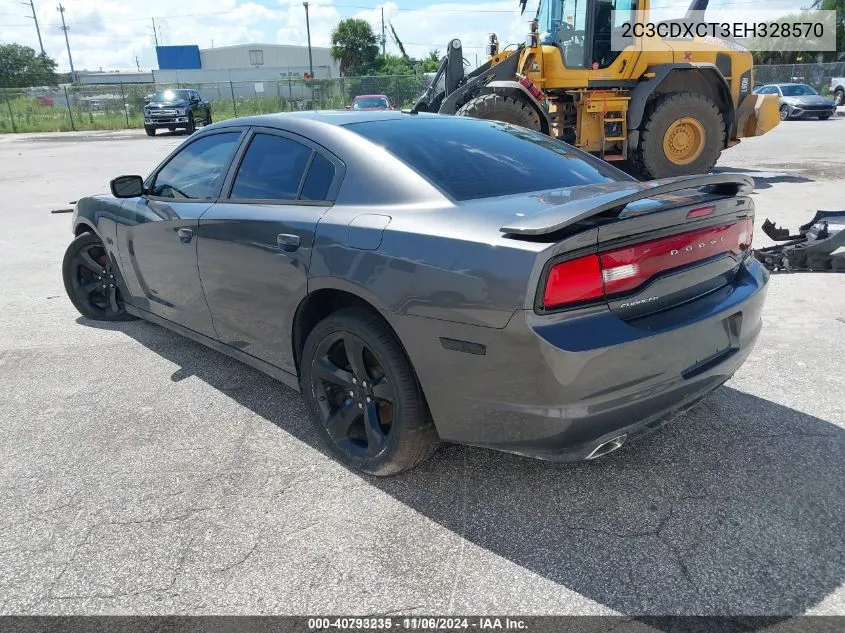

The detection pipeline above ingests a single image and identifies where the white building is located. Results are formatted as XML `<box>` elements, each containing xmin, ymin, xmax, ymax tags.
<box><xmin>78</xmin><ymin>43</ymin><xmax>340</xmax><ymax>85</ymax></box>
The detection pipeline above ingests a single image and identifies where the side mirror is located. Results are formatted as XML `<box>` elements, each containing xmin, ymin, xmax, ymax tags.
<box><xmin>344</xmin><ymin>104</ymin><xmax>351</xmax><ymax>109</ymax></box>
<box><xmin>110</xmin><ymin>175</ymin><xmax>145</xmax><ymax>198</ymax></box>
<box><xmin>391</xmin><ymin>103</ymin><xmax>397</xmax><ymax>109</ymax></box>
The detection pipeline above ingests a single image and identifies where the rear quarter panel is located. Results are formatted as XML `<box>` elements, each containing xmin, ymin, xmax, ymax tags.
<box><xmin>310</xmin><ymin>205</ymin><xmax>542</xmax><ymax>329</ymax></box>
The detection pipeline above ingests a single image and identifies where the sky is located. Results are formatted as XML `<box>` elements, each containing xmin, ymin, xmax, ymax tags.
<box><xmin>0</xmin><ymin>0</ymin><xmax>810</xmax><ymax>73</ymax></box>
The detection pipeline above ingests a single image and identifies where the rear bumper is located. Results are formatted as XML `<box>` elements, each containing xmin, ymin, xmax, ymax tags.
<box><xmin>388</xmin><ymin>256</ymin><xmax>768</xmax><ymax>461</ymax></box>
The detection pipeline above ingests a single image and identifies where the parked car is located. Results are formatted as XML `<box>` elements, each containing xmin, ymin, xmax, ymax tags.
<box><xmin>143</xmin><ymin>88</ymin><xmax>211</xmax><ymax>136</ymax></box>
<box><xmin>753</xmin><ymin>83</ymin><xmax>837</xmax><ymax>120</ymax></box>
<box><xmin>345</xmin><ymin>94</ymin><xmax>394</xmax><ymax>110</ymax></box>
<box><xmin>830</xmin><ymin>77</ymin><xmax>845</xmax><ymax>107</ymax></box>
<box><xmin>62</xmin><ymin>112</ymin><xmax>767</xmax><ymax>475</ymax></box>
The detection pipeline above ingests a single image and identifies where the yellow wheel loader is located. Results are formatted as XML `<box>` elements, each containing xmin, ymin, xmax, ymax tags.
<box><xmin>412</xmin><ymin>0</ymin><xmax>781</xmax><ymax>179</ymax></box>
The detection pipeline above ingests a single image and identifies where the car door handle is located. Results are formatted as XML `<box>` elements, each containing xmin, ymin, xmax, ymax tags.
<box><xmin>178</xmin><ymin>228</ymin><xmax>193</xmax><ymax>244</ymax></box>
<box><xmin>277</xmin><ymin>234</ymin><xmax>300</xmax><ymax>252</ymax></box>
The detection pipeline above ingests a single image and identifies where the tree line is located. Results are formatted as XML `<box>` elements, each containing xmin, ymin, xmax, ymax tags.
<box><xmin>330</xmin><ymin>18</ymin><xmax>441</xmax><ymax>77</ymax></box>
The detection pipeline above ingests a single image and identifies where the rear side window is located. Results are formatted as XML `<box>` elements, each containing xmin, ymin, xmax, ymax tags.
<box><xmin>300</xmin><ymin>153</ymin><xmax>335</xmax><ymax>200</ymax></box>
<box><xmin>347</xmin><ymin>117</ymin><xmax>619</xmax><ymax>201</ymax></box>
<box><xmin>231</xmin><ymin>133</ymin><xmax>312</xmax><ymax>200</ymax></box>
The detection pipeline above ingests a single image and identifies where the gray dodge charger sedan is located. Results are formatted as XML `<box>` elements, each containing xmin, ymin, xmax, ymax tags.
<box><xmin>62</xmin><ymin>111</ymin><xmax>768</xmax><ymax>475</ymax></box>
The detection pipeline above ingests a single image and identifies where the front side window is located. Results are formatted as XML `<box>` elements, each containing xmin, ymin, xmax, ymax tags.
<box><xmin>230</xmin><ymin>134</ymin><xmax>313</xmax><ymax>200</ymax></box>
<box><xmin>150</xmin><ymin>132</ymin><xmax>241</xmax><ymax>200</ymax></box>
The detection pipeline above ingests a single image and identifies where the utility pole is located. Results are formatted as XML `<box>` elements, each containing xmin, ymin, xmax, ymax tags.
<box><xmin>135</xmin><ymin>56</ymin><xmax>141</xmax><ymax>72</ymax></box>
<box><xmin>302</xmin><ymin>2</ymin><xmax>314</xmax><ymax>79</ymax></box>
<box><xmin>22</xmin><ymin>0</ymin><xmax>45</xmax><ymax>56</ymax></box>
<box><xmin>381</xmin><ymin>7</ymin><xmax>386</xmax><ymax>56</ymax></box>
<box><xmin>151</xmin><ymin>17</ymin><xmax>159</xmax><ymax>47</ymax></box>
<box><xmin>57</xmin><ymin>4</ymin><xmax>75</xmax><ymax>83</ymax></box>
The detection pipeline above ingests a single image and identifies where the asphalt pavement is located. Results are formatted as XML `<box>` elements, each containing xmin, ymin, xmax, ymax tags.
<box><xmin>0</xmin><ymin>121</ymin><xmax>843</xmax><ymax>616</ymax></box>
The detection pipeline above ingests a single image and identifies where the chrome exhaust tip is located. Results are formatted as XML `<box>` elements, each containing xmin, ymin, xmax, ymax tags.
<box><xmin>585</xmin><ymin>434</ymin><xmax>627</xmax><ymax>460</ymax></box>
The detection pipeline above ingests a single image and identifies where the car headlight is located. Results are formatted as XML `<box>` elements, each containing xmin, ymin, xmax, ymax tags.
<box><xmin>175</xmin><ymin>107</ymin><xmax>185</xmax><ymax>115</ymax></box>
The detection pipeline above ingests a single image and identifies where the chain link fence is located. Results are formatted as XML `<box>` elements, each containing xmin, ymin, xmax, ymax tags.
<box><xmin>0</xmin><ymin>75</ymin><xmax>429</xmax><ymax>134</ymax></box>
<box><xmin>753</xmin><ymin>62</ymin><xmax>845</xmax><ymax>93</ymax></box>
<box><xmin>3</xmin><ymin>63</ymin><xmax>843</xmax><ymax>134</ymax></box>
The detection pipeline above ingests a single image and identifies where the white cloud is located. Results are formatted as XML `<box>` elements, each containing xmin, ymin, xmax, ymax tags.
<box><xmin>0</xmin><ymin>0</ymin><xmax>533</xmax><ymax>72</ymax></box>
<box><xmin>1</xmin><ymin>0</ymin><xmax>811</xmax><ymax>72</ymax></box>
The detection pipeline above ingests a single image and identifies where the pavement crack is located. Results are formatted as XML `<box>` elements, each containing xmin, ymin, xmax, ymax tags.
<box><xmin>213</xmin><ymin>538</ymin><xmax>262</xmax><ymax>574</ymax></box>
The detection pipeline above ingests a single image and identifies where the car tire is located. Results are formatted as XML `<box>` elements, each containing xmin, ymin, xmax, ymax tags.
<box><xmin>631</xmin><ymin>91</ymin><xmax>724</xmax><ymax>180</ymax></box>
<box><xmin>205</xmin><ymin>110</ymin><xmax>212</xmax><ymax>126</ymax></box>
<box><xmin>144</xmin><ymin>126</ymin><xmax>155</xmax><ymax>136</ymax></box>
<box><xmin>834</xmin><ymin>89</ymin><xmax>844</xmax><ymax>107</ymax></box>
<box><xmin>300</xmin><ymin>308</ymin><xmax>440</xmax><ymax>476</ymax></box>
<box><xmin>779</xmin><ymin>105</ymin><xmax>790</xmax><ymax>121</ymax></box>
<box><xmin>62</xmin><ymin>232</ymin><xmax>136</xmax><ymax>322</ymax></box>
<box><xmin>186</xmin><ymin>114</ymin><xmax>196</xmax><ymax>135</ymax></box>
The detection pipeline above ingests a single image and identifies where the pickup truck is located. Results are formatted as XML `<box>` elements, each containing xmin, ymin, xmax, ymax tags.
<box><xmin>830</xmin><ymin>78</ymin><xmax>845</xmax><ymax>107</ymax></box>
<box><xmin>143</xmin><ymin>88</ymin><xmax>211</xmax><ymax>136</ymax></box>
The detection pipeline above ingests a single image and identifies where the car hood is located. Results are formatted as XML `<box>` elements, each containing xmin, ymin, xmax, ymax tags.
<box><xmin>146</xmin><ymin>100</ymin><xmax>189</xmax><ymax>108</ymax></box>
<box><xmin>783</xmin><ymin>95</ymin><xmax>833</xmax><ymax>106</ymax></box>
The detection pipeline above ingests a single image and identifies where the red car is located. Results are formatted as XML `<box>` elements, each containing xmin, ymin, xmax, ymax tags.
<box><xmin>346</xmin><ymin>94</ymin><xmax>394</xmax><ymax>110</ymax></box>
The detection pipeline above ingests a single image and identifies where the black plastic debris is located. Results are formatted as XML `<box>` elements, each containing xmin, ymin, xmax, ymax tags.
<box><xmin>755</xmin><ymin>211</ymin><xmax>845</xmax><ymax>272</ymax></box>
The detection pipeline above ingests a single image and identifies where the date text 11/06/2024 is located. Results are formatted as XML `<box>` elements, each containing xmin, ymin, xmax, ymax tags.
<box><xmin>307</xmin><ymin>617</ymin><xmax>529</xmax><ymax>630</ymax></box>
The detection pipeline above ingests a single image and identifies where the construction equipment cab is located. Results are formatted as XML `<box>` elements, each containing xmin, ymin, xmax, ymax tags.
<box><xmin>413</xmin><ymin>0</ymin><xmax>780</xmax><ymax>180</ymax></box>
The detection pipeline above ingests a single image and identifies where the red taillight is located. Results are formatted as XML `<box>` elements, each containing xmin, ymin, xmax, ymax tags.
<box><xmin>541</xmin><ymin>218</ymin><xmax>754</xmax><ymax>309</ymax></box>
<box><xmin>543</xmin><ymin>255</ymin><xmax>603</xmax><ymax>308</ymax></box>
<box><xmin>739</xmin><ymin>216</ymin><xmax>754</xmax><ymax>250</ymax></box>
<box><xmin>599</xmin><ymin>222</ymin><xmax>744</xmax><ymax>296</ymax></box>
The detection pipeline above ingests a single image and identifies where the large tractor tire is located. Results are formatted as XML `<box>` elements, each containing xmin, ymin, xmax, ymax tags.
<box><xmin>631</xmin><ymin>92</ymin><xmax>724</xmax><ymax>180</ymax></box>
<box><xmin>456</xmin><ymin>93</ymin><xmax>542</xmax><ymax>131</ymax></box>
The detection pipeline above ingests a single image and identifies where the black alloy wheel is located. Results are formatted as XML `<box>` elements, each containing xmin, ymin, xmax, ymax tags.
<box><xmin>301</xmin><ymin>308</ymin><xmax>439</xmax><ymax>475</ymax></box>
<box><xmin>186</xmin><ymin>114</ymin><xmax>196</xmax><ymax>135</ymax></box>
<box><xmin>312</xmin><ymin>330</ymin><xmax>395</xmax><ymax>457</ymax></box>
<box><xmin>62</xmin><ymin>232</ymin><xmax>135</xmax><ymax>321</ymax></box>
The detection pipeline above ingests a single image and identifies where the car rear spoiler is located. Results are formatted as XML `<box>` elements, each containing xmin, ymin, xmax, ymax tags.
<box><xmin>499</xmin><ymin>174</ymin><xmax>754</xmax><ymax>236</ymax></box>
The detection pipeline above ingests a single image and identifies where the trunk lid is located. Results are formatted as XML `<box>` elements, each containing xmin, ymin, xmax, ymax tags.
<box><xmin>502</xmin><ymin>174</ymin><xmax>756</xmax><ymax>321</ymax></box>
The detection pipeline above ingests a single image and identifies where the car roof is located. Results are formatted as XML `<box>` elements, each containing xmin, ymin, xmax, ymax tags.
<box><xmin>354</xmin><ymin>94</ymin><xmax>389</xmax><ymax>99</ymax></box>
<box><xmin>212</xmin><ymin>109</ymin><xmax>415</xmax><ymax>130</ymax></box>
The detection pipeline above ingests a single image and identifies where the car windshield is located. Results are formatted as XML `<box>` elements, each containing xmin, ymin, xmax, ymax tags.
<box><xmin>353</xmin><ymin>97</ymin><xmax>389</xmax><ymax>109</ymax></box>
<box><xmin>781</xmin><ymin>84</ymin><xmax>817</xmax><ymax>96</ymax></box>
<box><xmin>347</xmin><ymin>117</ymin><xmax>620</xmax><ymax>201</ymax></box>
<box><xmin>151</xmin><ymin>89</ymin><xmax>190</xmax><ymax>102</ymax></box>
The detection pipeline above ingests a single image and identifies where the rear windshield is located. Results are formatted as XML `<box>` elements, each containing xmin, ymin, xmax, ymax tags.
<box><xmin>346</xmin><ymin>117</ymin><xmax>619</xmax><ymax>200</ymax></box>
